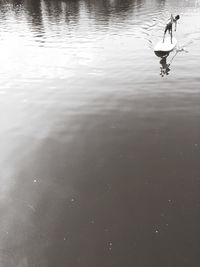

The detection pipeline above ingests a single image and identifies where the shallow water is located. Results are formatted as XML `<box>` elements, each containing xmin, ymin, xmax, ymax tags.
<box><xmin>1</xmin><ymin>0</ymin><xmax>200</xmax><ymax>266</ymax></box>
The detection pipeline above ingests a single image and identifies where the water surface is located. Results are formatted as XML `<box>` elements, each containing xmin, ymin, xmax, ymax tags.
<box><xmin>1</xmin><ymin>0</ymin><xmax>200</xmax><ymax>266</ymax></box>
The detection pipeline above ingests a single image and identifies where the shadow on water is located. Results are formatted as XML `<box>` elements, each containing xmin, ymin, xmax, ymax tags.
<box><xmin>2</xmin><ymin>89</ymin><xmax>200</xmax><ymax>267</ymax></box>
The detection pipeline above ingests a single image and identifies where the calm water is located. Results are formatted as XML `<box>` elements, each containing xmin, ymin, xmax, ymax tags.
<box><xmin>1</xmin><ymin>0</ymin><xmax>200</xmax><ymax>266</ymax></box>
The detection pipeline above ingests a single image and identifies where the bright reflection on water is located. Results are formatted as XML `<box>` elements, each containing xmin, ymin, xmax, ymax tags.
<box><xmin>1</xmin><ymin>0</ymin><xmax>200</xmax><ymax>266</ymax></box>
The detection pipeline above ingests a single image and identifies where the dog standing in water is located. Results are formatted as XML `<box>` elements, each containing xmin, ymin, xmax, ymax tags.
<box><xmin>163</xmin><ymin>15</ymin><xmax>180</xmax><ymax>44</ymax></box>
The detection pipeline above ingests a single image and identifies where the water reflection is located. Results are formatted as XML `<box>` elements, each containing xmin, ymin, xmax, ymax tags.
<box><xmin>42</xmin><ymin>0</ymin><xmax>80</xmax><ymax>23</ymax></box>
<box><xmin>12</xmin><ymin>0</ymin><xmax>23</xmax><ymax>7</ymax></box>
<box><xmin>154</xmin><ymin>49</ymin><xmax>172</xmax><ymax>77</ymax></box>
<box><xmin>155</xmin><ymin>47</ymin><xmax>188</xmax><ymax>77</ymax></box>
<box><xmin>84</xmin><ymin>0</ymin><xmax>143</xmax><ymax>16</ymax></box>
<box><xmin>159</xmin><ymin>54</ymin><xmax>170</xmax><ymax>77</ymax></box>
<box><xmin>0</xmin><ymin>0</ymin><xmax>144</xmax><ymax>26</ymax></box>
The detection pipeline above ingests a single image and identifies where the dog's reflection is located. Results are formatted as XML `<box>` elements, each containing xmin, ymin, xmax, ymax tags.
<box><xmin>159</xmin><ymin>54</ymin><xmax>171</xmax><ymax>77</ymax></box>
<box><xmin>155</xmin><ymin>47</ymin><xmax>188</xmax><ymax>77</ymax></box>
<box><xmin>154</xmin><ymin>51</ymin><xmax>171</xmax><ymax>77</ymax></box>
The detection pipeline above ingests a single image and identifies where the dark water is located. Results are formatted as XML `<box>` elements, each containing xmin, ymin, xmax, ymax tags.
<box><xmin>1</xmin><ymin>0</ymin><xmax>200</xmax><ymax>266</ymax></box>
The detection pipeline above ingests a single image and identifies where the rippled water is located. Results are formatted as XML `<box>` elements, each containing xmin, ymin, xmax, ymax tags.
<box><xmin>1</xmin><ymin>0</ymin><xmax>200</xmax><ymax>266</ymax></box>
